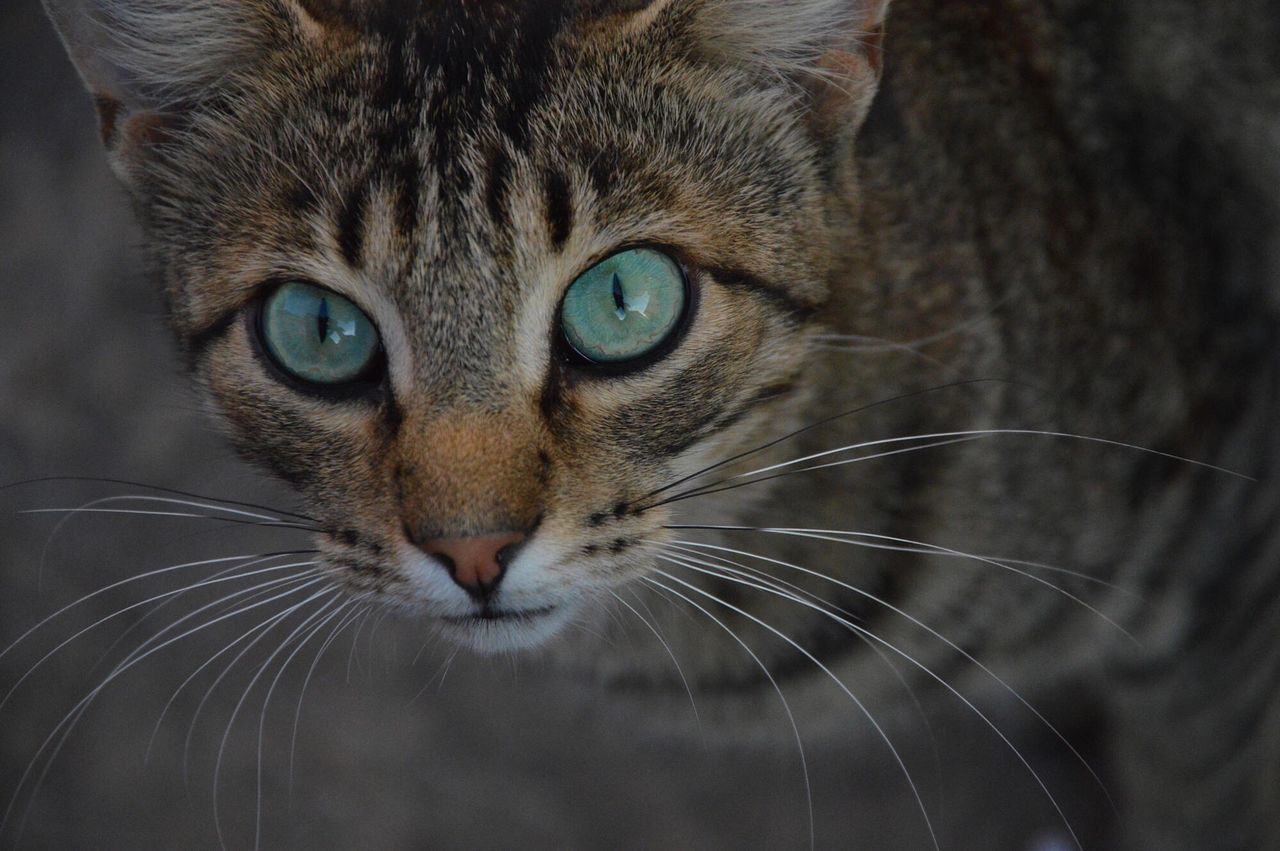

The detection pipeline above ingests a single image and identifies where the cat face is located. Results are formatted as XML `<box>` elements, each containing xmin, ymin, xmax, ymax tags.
<box><xmin>46</xmin><ymin>0</ymin><xmax>886</xmax><ymax>651</ymax></box>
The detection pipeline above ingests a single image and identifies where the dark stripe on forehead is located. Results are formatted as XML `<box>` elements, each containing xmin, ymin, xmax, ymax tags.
<box><xmin>545</xmin><ymin>168</ymin><xmax>574</xmax><ymax>250</ymax></box>
<box><xmin>336</xmin><ymin>181</ymin><xmax>369</xmax><ymax>268</ymax></box>
<box><xmin>390</xmin><ymin>157</ymin><xmax>422</xmax><ymax>241</ymax></box>
<box><xmin>486</xmin><ymin>148</ymin><xmax>512</xmax><ymax>226</ymax></box>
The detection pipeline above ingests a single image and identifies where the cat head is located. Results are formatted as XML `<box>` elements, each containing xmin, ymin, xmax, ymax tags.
<box><xmin>45</xmin><ymin>0</ymin><xmax>888</xmax><ymax>652</ymax></box>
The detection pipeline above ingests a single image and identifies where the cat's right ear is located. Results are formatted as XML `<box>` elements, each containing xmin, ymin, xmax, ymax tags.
<box><xmin>42</xmin><ymin>0</ymin><xmax>324</xmax><ymax>182</ymax></box>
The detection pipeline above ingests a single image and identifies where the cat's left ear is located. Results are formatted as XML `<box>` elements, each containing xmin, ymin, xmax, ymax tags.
<box><xmin>41</xmin><ymin>0</ymin><xmax>324</xmax><ymax>181</ymax></box>
<box><xmin>604</xmin><ymin>0</ymin><xmax>889</xmax><ymax>139</ymax></box>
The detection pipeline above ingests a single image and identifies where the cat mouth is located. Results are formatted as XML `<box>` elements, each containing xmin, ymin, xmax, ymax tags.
<box><xmin>441</xmin><ymin>605</ymin><xmax>558</xmax><ymax>624</ymax></box>
<box><xmin>435</xmin><ymin>603</ymin><xmax>575</xmax><ymax>653</ymax></box>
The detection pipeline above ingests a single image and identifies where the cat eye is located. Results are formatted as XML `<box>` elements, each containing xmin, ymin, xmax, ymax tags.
<box><xmin>257</xmin><ymin>282</ymin><xmax>382</xmax><ymax>387</ymax></box>
<box><xmin>560</xmin><ymin>248</ymin><xmax>688</xmax><ymax>365</ymax></box>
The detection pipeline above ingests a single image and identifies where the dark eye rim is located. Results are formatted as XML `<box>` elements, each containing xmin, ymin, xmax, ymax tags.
<box><xmin>248</xmin><ymin>280</ymin><xmax>389</xmax><ymax>403</ymax></box>
<box><xmin>555</xmin><ymin>243</ymin><xmax>699</xmax><ymax>376</ymax></box>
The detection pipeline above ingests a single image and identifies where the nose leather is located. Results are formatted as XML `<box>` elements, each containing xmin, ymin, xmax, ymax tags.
<box><xmin>422</xmin><ymin>531</ymin><xmax>526</xmax><ymax>600</ymax></box>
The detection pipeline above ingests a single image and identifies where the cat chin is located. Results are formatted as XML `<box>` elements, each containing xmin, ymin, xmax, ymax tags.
<box><xmin>434</xmin><ymin>603</ymin><xmax>578</xmax><ymax>655</ymax></box>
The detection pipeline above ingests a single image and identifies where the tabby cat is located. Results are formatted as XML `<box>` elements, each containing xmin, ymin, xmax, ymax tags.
<box><xmin>22</xmin><ymin>0</ymin><xmax>1280</xmax><ymax>848</ymax></box>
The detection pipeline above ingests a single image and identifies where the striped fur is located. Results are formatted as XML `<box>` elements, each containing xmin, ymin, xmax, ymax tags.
<box><xmin>43</xmin><ymin>0</ymin><xmax>1280</xmax><ymax>847</ymax></box>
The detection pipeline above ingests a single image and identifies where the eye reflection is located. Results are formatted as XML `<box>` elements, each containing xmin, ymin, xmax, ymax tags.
<box><xmin>561</xmin><ymin>248</ymin><xmax>687</xmax><ymax>364</ymax></box>
<box><xmin>259</xmin><ymin>282</ymin><xmax>381</xmax><ymax>386</ymax></box>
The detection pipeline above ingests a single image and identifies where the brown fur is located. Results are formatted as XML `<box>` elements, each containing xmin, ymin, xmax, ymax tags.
<box><xmin>39</xmin><ymin>0</ymin><xmax>1280</xmax><ymax>846</ymax></box>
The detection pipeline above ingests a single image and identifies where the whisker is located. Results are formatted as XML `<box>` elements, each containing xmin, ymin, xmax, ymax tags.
<box><xmin>143</xmin><ymin>570</ymin><xmax>328</xmax><ymax>764</ymax></box>
<box><xmin>812</xmin><ymin>296</ymin><xmax>1009</xmax><ymax>354</ymax></box>
<box><xmin>607</xmin><ymin>588</ymin><xmax>703</xmax><ymax>735</ymax></box>
<box><xmin>1</xmin><ymin>559</ymin><xmax>320</xmax><ymax>712</ymax></box>
<box><xmin>364</xmin><ymin>610</ymin><xmax>393</xmax><ymax>681</ymax></box>
<box><xmin>179</xmin><ymin>581</ymin><xmax>328</xmax><ymax>787</ymax></box>
<box><xmin>649</xmin><ymin>435</ymin><xmax>984</xmax><ymax>508</ymax></box>
<box><xmin>666</xmin><ymin>525</ymin><xmax>1137</xmax><ymax>642</ymax></box>
<box><xmin>204</xmin><ymin>590</ymin><xmax>341</xmax><ymax>851</ymax></box>
<box><xmin>0</xmin><ymin>551</ymin><xmax>313</xmax><ymax>668</ymax></box>
<box><xmin>434</xmin><ymin>646</ymin><xmax>460</xmax><ymax>694</ymax></box>
<box><xmin>641</xmin><ymin>576</ymin><xmax>817</xmax><ymax>851</ymax></box>
<box><xmin>658</xmin><ymin>542</ymin><xmax>944</xmax><ymax>785</ymax></box>
<box><xmin>166</xmin><ymin>585</ymin><xmax>326</xmax><ymax>846</ymax></box>
<box><xmin>255</xmin><ymin>598</ymin><xmax>351</xmax><ymax>839</ymax></box>
<box><xmin>651</xmin><ymin>564</ymin><xmax>940</xmax><ymax>851</ymax></box>
<box><xmin>411</xmin><ymin>643</ymin><xmax>466</xmax><ymax>705</ymax></box>
<box><xmin>251</xmin><ymin>600</ymin><xmax>346</xmax><ymax>846</ymax></box>
<box><xmin>662</xmin><ymin>553</ymin><xmax>1087</xmax><ymax>849</ymax></box>
<box><xmin>1</xmin><ymin>476</ymin><xmax>319</xmax><ymax>524</ymax></box>
<box><xmin>667</xmin><ymin>538</ymin><xmax>1116</xmax><ymax>815</ymax></box>
<box><xmin>27</xmin><ymin>502</ymin><xmax>315</xmax><ymax>588</ymax></box>
<box><xmin>290</xmin><ymin>604</ymin><xmax>369</xmax><ymax>799</ymax></box>
<box><xmin>651</xmin><ymin>427</ymin><xmax>1250</xmax><ymax>510</ymax></box>
<box><xmin>346</xmin><ymin>609</ymin><xmax>374</xmax><ymax>683</ymax></box>
<box><xmin>2</xmin><ymin>574</ymin><xmax>325</xmax><ymax>842</ymax></box>
<box><xmin>24</xmin><ymin>506</ymin><xmax>318</xmax><ymax>531</ymax></box>
<box><xmin>812</xmin><ymin>338</ymin><xmax>959</xmax><ymax>376</ymax></box>
<box><xmin>632</xmin><ymin>379</ymin><xmax>1013</xmax><ymax>506</ymax></box>
<box><xmin>91</xmin><ymin>554</ymin><xmax>317</xmax><ymax>680</ymax></box>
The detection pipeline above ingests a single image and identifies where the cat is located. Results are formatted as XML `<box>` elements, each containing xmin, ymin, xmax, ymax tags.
<box><xmin>15</xmin><ymin>0</ymin><xmax>1279</xmax><ymax>848</ymax></box>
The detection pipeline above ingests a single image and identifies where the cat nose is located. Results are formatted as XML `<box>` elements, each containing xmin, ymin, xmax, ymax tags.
<box><xmin>420</xmin><ymin>531</ymin><xmax>527</xmax><ymax>601</ymax></box>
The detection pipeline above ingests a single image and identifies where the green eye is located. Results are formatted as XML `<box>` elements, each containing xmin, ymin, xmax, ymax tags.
<box><xmin>561</xmin><ymin>248</ymin><xmax>688</xmax><ymax>365</ymax></box>
<box><xmin>259</xmin><ymin>282</ymin><xmax>381</xmax><ymax>386</ymax></box>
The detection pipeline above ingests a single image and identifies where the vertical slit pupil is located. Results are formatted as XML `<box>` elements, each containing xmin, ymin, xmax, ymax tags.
<box><xmin>612</xmin><ymin>272</ymin><xmax>626</xmax><ymax>316</ymax></box>
<box><xmin>316</xmin><ymin>296</ymin><xmax>331</xmax><ymax>344</ymax></box>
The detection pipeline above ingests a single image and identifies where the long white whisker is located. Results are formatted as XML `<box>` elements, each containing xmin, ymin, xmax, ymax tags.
<box><xmin>655</xmin><ymin>436</ymin><xmax>987</xmax><ymax>506</ymax></box>
<box><xmin>670</xmin><ymin>538</ymin><xmax>1114</xmax><ymax>813</ymax></box>
<box><xmin>709</xmin><ymin>428</ymin><xmax>1247</xmax><ymax>487</ymax></box>
<box><xmin>411</xmin><ymin>644</ymin><xmax>461</xmax><ymax>704</ymax></box>
<box><xmin>208</xmin><ymin>590</ymin><xmax>340</xmax><ymax>851</ymax></box>
<box><xmin>346</xmin><ymin>609</ymin><xmax>374</xmax><ymax>683</ymax></box>
<box><xmin>657</xmin><ymin>542</ymin><xmax>943</xmax><ymax>769</ymax></box>
<box><xmin>652</xmin><ymin>564</ymin><xmax>939</xmax><ymax>851</ymax></box>
<box><xmin>663</xmin><ymin>554</ymin><xmax>1086</xmax><ymax>849</ymax></box>
<box><xmin>667</xmin><ymin>525</ymin><xmax>1137</xmax><ymax>642</ymax></box>
<box><xmin>608</xmin><ymin>588</ymin><xmax>703</xmax><ymax>735</ymax></box>
<box><xmin>180</xmin><ymin>581</ymin><xmax>327</xmax><ymax>788</ymax></box>
<box><xmin>2</xmin><ymin>574</ymin><xmax>324</xmax><ymax>841</ymax></box>
<box><xmin>95</xmin><ymin>555</ymin><xmax>310</xmax><ymax>680</ymax></box>
<box><xmin>143</xmin><ymin>571</ymin><xmax>327</xmax><ymax>764</ymax></box>
<box><xmin>40</xmin><ymin>495</ymin><xmax>286</xmax><ymax>523</ymax></box>
<box><xmin>201</xmin><ymin>589</ymin><xmax>331</xmax><ymax>849</ymax></box>
<box><xmin>255</xmin><ymin>597</ymin><xmax>351</xmax><ymax>830</ymax></box>
<box><xmin>1</xmin><ymin>560</ymin><xmax>319</xmax><ymax>711</ymax></box>
<box><xmin>0</xmin><ymin>552</ymin><xmax>306</xmax><ymax>667</ymax></box>
<box><xmin>290</xmin><ymin>604</ymin><xmax>368</xmax><ymax>799</ymax></box>
<box><xmin>642</xmin><ymin>576</ymin><xmax>817</xmax><ymax>851</ymax></box>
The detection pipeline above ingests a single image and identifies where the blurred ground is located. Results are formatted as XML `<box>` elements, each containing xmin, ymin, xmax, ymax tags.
<box><xmin>0</xmin><ymin>4</ymin><xmax>1113</xmax><ymax>849</ymax></box>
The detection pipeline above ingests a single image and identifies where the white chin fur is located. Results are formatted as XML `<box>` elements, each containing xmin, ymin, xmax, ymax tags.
<box><xmin>436</xmin><ymin>604</ymin><xmax>578</xmax><ymax>655</ymax></box>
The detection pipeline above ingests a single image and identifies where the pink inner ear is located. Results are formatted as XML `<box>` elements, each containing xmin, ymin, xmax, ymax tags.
<box><xmin>811</xmin><ymin>34</ymin><xmax>884</xmax><ymax>134</ymax></box>
<box><xmin>92</xmin><ymin>94</ymin><xmax>121</xmax><ymax>147</ymax></box>
<box><xmin>94</xmin><ymin>92</ymin><xmax>168</xmax><ymax>160</ymax></box>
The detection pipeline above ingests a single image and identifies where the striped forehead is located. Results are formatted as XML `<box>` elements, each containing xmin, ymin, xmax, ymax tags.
<box><xmin>312</xmin><ymin>3</ymin><xmax>585</xmax><ymax>400</ymax></box>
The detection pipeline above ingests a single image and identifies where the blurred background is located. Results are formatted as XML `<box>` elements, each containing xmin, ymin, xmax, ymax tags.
<box><xmin>3</xmin><ymin>2</ymin><xmax>1263</xmax><ymax>849</ymax></box>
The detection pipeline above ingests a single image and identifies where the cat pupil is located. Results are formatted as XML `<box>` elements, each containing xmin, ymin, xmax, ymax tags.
<box><xmin>316</xmin><ymin>297</ymin><xmax>330</xmax><ymax>345</ymax></box>
<box><xmin>612</xmin><ymin>272</ymin><xmax>626</xmax><ymax>319</ymax></box>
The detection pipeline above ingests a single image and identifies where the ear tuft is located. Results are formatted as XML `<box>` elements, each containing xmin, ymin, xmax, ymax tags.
<box><xmin>43</xmin><ymin>0</ymin><xmax>316</xmax><ymax>174</ymax></box>
<box><xmin>692</xmin><ymin>0</ymin><xmax>887</xmax><ymax>85</ymax></box>
<box><xmin>687</xmin><ymin>0</ymin><xmax>890</xmax><ymax>147</ymax></box>
<box><xmin>615</xmin><ymin>0</ymin><xmax>891</xmax><ymax>139</ymax></box>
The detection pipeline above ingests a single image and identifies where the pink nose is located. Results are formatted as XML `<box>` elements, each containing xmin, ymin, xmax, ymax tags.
<box><xmin>421</xmin><ymin>532</ymin><xmax>526</xmax><ymax>600</ymax></box>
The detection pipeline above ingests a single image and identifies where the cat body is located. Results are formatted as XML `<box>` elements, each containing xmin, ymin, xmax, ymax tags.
<box><xmin>30</xmin><ymin>0</ymin><xmax>1280</xmax><ymax>848</ymax></box>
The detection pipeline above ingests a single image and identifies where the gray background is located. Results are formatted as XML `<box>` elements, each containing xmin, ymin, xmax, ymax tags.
<box><xmin>0</xmin><ymin>3</ymin><xmax>1168</xmax><ymax>849</ymax></box>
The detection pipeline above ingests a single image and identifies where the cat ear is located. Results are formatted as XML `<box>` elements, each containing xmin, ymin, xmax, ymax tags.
<box><xmin>42</xmin><ymin>0</ymin><xmax>322</xmax><ymax>178</ymax></box>
<box><xmin>613</xmin><ymin>0</ymin><xmax>890</xmax><ymax>137</ymax></box>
